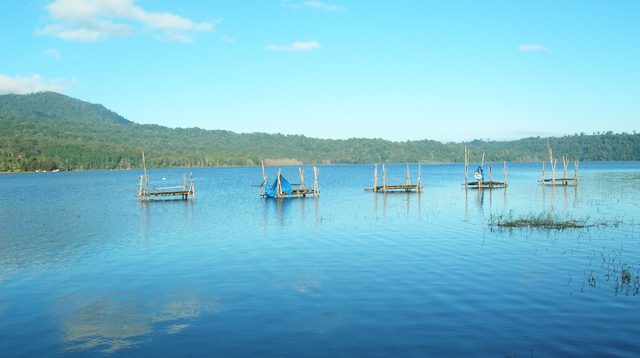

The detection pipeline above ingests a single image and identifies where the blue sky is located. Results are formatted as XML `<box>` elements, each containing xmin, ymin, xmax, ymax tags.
<box><xmin>1</xmin><ymin>1</ymin><xmax>638</xmax><ymax>142</ymax></box>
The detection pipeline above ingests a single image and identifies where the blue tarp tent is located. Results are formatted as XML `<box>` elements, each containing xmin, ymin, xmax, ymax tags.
<box><xmin>264</xmin><ymin>173</ymin><xmax>292</xmax><ymax>198</ymax></box>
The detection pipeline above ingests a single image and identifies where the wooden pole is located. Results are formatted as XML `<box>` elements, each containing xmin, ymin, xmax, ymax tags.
<box><xmin>479</xmin><ymin>153</ymin><xmax>485</xmax><ymax>188</ymax></box>
<box><xmin>464</xmin><ymin>147</ymin><xmax>468</xmax><ymax>187</ymax></box>
<box><xmin>574</xmin><ymin>160</ymin><xmax>579</xmax><ymax>184</ymax></box>
<box><xmin>183</xmin><ymin>174</ymin><xmax>187</xmax><ymax>191</ymax></box>
<box><xmin>138</xmin><ymin>175</ymin><xmax>143</xmax><ymax>197</ymax></box>
<box><xmin>313</xmin><ymin>166</ymin><xmax>319</xmax><ymax>195</ymax></box>
<box><xmin>190</xmin><ymin>173</ymin><xmax>195</xmax><ymax>198</ymax></box>
<box><xmin>142</xmin><ymin>151</ymin><xmax>149</xmax><ymax>194</ymax></box>
<box><xmin>299</xmin><ymin>168</ymin><xmax>305</xmax><ymax>189</ymax></box>
<box><xmin>382</xmin><ymin>164</ymin><xmax>388</xmax><ymax>192</ymax></box>
<box><xmin>552</xmin><ymin>159</ymin><xmax>557</xmax><ymax>185</ymax></box>
<box><xmin>417</xmin><ymin>163</ymin><xmax>422</xmax><ymax>191</ymax></box>
<box><xmin>277</xmin><ymin>168</ymin><xmax>282</xmax><ymax>198</ymax></box>
<box><xmin>503</xmin><ymin>161</ymin><xmax>508</xmax><ymax>185</ymax></box>
<box><xmin>373</xmin><ymin>164</ymin><xmax>378</xmax><ymax>192</ymax></box>
<box><xmin>541</xmin><ymin>160</ymin><xmax>545</xmax><ymax>184</ymax></box>
<box><xmin>406</xmin><ymin>164</ymin><xmax>411</xmax><ymax>186</ymax></box>
<box><xmin>563</xmin><ymin>156</ymin><xmax>568</xmax><ymax>179</ymax></box>
<box><xmin>489</xmin><ymin>162</ymin><xmax>493</xmax><ymax>182</ymax></box>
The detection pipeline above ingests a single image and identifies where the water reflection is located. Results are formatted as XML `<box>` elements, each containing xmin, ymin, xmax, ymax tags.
<box><xmin>372</xmin><ymin>192</ymin><xmax>423</xmax><ymax>221</ymax></box>
<box><xmin>54</xmin><ymin>289</ymin><xmax>219</xmax><ymax>353</ymax></box>
<box><xmin>261</xmin><ymin>197</ymin><xmax>320</xmax><ymax>228</ymax></box>
<box><xmin>139</xmin><ymin>200</ymin><xmax>195</xmax><ymax>248</ymax></box>
<box><xmin>540</xmin><ymin>184</ymin><xmax>578</xmax><ymax>210</ymax></box>
<box><xmin>464</xmin><ymin>187</ymin><xmax>509</xmax><ymax>218</ymax></box>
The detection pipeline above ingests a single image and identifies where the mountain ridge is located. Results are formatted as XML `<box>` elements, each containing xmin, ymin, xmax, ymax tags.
<box><xmin>1</xmin><ymin>92</ymin><xmax>639</xmax><ymax>172</ymax></box>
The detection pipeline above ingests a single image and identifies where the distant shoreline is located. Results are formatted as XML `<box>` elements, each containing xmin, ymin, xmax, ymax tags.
<box><xmin>2</xmin><ymin>160</ymin><xmax>640</xmax><ymax>175</ymax></box>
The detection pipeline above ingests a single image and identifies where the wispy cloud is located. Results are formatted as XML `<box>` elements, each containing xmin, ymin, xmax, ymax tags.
<box><xmin>39</xmin><ymin>0</ymin><xmax>214</xmax><ymax>42</ymax></box>
<box><xmin>0</xmin><ymin>74</ymin><xmax>69</xmax><ymax>95</ymax></box>
<box><xmin>266</xmin><ymin>41</ymin><xmax>320</xmax><ymax>52</ymax></box>
<box><xmin>518</xmin><ymin>44</ymin><xmax>551</xmax><ymax>53</ymax></box>
<box><xmin>219</xmin><ymin>35</ymin><xmax>236</xmax><ymax>44</ymax></box>
<box><xmin>281</xmin><ymin>0</ymin><xmax>345</xmax><ymax>11</ymax></box>
<box><xmin>43</xmin><ymin>48</ymin><xmax>62</xmax><ymax>59</ymax></box>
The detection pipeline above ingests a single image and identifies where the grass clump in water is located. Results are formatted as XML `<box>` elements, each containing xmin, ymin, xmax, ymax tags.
<box><xmin>489</xmin><ymin>211</ymin><xmax>589</xmax><ymax>230</ymax></box>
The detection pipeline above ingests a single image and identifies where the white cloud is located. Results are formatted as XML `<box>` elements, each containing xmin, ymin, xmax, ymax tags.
<box><xmin>43</xmin><ymin>48</ymin><xmax>62</xmax><ymax>59</ymax></box>
<box><xmin>219</xmin><ymin>35</ymin><xmax>236</xmax><ymax>44</ymax></box>
<box><xmin>0</xmin><ymin>74</ymin><xmax>68</xmax><ymax>95</ymax></box>
<box><xmin>304</xmin><ymin>1</ymin><xmax>345</xmax><ymax>11</ymax></box>
<box><xmin>40</xmin><ymin>0</ymin><xmax>214</xmax><ymax>42</ymax></box>
<box><xmin>518</xmin><ymin>44</ymin><xmax>551</xmax><ymax>53</ymax></box>
<box><xmin>281</xmin><ymin>0</ymin><xmax>345</xmax><ymax>11</ymax></box>
<box><xmin>266</xmin><ymin>41</ymin><xmax>320</xmax><ymax>52</ymax></box>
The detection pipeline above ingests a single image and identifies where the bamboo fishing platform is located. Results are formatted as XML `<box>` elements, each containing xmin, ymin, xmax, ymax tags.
<box><xmin>137</xmin><ymin>152</ymin><xmax>195</xmax><ymax>201</ymax></box>
<box><xmin>260</xmin><ymin>161</ymin><xmax>319</xmax><ymax>199</ymax></box>
<box><xmin>540</xmin><ymin>143</ymin><xmax>579</xmax><ymax>186</ymax></box>
<box><xmin>463</xmin><ymin>147</ymin><xmax>508</xmax><ymax>189</ymax></box>
<box><xmin>365</xmin><ymin>163</ymin><xmax>423</xmax><ymax>193</ymax></box>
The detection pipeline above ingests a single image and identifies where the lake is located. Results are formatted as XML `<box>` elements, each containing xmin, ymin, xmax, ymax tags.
<box><xmin>1</xmin><ymin>162</ymin><xmax>639</xmax><ymax>356</ymax></box>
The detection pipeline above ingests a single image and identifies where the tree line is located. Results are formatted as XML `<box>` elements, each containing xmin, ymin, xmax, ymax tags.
<box><xmin>1</xmin><ymin>92</ymin><xmax>639</xmax><ymax>172</ymax></box>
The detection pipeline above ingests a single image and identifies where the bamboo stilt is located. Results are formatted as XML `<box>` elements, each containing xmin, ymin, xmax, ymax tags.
<box><xmin>299</xmin><ymin>168</ymin><xmax>305</xmax><ymax>190</ymax></box>
<box><xmin>382</xmin><ymin>164</ymin><xmax>388</xmax><ymax>192</ymax></box>
<box><xmin>277</xmin><ymin>168</ymin><xmax>282</xmax><ymax>197</ymax></box>
<box><xmin>261</xmin><ymin>160</ymin><xmax>267</xmax><ymax>185</ymax></box>
<box><xmin>313</xmin><ymin>166</ymin><xmax>319</xmax><ymax>195</ymax></box>
<box><xmin>503</xmin><ymin>161</ymin><xmax>508</xmax><ymax>185</ymax></box>
<box><xmin>479</xmin><ymin>153</ymin><xmax>485</xmax><ymax>188</ymax></box>
<box><xmin>464</xmin><ymin>147</ymin><xmax>469</xmax><ymax>187</ymax></box>
<box><xmin>373</xmin><ymin>164</ymin><xmax>378</xmax><ymax>192</ymax></box>
<box><xmin>548</xmin><ymin>142</ymin><xmax>556</xmax><ymax>185</ymax></box>
<box><xmin>142</xmin><ymin>151</ymin><xmax>149</xmax><ymax>194</ymax></box>
<box><xmin>405</xmin><ymin>164</ymin><xmax>410</xmax><ymax>186</ymax></box>
<box><xmin>190</xmin><ymin>173</ymin><xmax>195</xmax><ymax>198</ymax></box>
<box><xmin>417</xmin><ymin>163</ymin><xmax>422</xmax><ymax>191</ymax></box>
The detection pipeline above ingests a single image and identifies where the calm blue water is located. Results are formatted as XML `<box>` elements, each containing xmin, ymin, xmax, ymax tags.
<box><xmin>1</xmin><ymin>162</ymin><xmax>640</xmax><ymax>356</ymax></box>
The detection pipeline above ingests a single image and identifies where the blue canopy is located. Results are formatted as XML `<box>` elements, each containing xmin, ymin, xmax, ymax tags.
<box><xmin>264</xmin><ymin>173</ymin><xmax>292</xmax><ymax>198</ymax></box>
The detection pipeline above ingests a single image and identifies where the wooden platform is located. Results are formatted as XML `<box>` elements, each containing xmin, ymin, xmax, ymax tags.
<box><xmin>540</xmin><ymin>178</ymin><xmax>578</xmax><ymax>186</ymax></box>
<box><xmin>366</xmin><ymin>164</ymin><xmax>423</xmax><ymax>193</ymax></box>
<box><xmin>261</xmin><ymin>187</ymin><xmax>319</xmax><ymax>198</ymax></box>
<box><xmin>137</xmin><ymin>152</ymin><xmax>196</xmax><ymax>201</ymax></box>
<box><xmin>464</xmin><ymin>181</ymin><xmax>508</xmax><ymax>189</ymax></box>
<box><xmin>539</xmin><ymin>143</ymin><xmax>579</xmax><ymax>186</ymax></box>
<box><xmin>260</xmin><ymin>164</ymin><xmax>320</xmax><ymax>199</ymax></box>
<box><xmin>463</xmin><ymin>148</ymin><xmax>509</xmax><ymax>191</ymax></box>
<box><xmin>366</xmin><ymin>184</ymin><xmax>422</xmax><ymax>193</ymax></box>
<box><xmin>139</xmin><ymin>188</ymin><xmax>193</xmax><ymax>200</ymax></box>
<box><xmin>292</xmin><ymin>188</ymin><xmax>319</xmax><ymax>197</ymax></box>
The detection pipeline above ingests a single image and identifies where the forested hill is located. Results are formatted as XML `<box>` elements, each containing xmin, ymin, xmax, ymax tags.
<box><xmin>0</xmin><ymin>92</ymin><xmax>131</xmax><ymax>125</ymax></box>
<box><xmin>1</xmin><ymin>92</ymin><xmax>639</xmax><ymax>172</ymax></box>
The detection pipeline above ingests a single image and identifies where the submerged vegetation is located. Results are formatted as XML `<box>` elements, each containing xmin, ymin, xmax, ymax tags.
<box><xmin>2</xmin><ymin>92</ymin><xmax>640</xmax><ymax>172</ymax></box>
<box><xmin>488</xmin><ymin>211</ymin><xmax>622</xmax><ymax>230</ymax></box>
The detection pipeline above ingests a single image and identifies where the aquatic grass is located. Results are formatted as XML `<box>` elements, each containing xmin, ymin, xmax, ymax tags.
<box><xmin>489</xmin><ymin>211</ymin><xmax>587</xmax><ymax>230</ymax></box>
<box><xmin>488</xmin><ymin>211</ymin><xmax>623</xmax><ymax>230</ymax></box>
